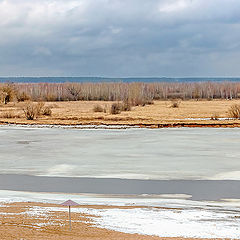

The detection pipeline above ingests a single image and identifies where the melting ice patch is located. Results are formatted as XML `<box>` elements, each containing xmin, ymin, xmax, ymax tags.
<box><xmin>210</xmin><ymin>171</ymin><xmax>240</xmax><ymax>180</ymax></box>
<box><xmin>46</xmin><ymin>164</ymin><xmax>77</xmax><ymax>176</ymax></box>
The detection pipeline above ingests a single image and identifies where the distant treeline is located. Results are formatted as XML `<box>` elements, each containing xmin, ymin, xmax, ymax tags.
<box><xmin>1</xmin><ymin>77</ymin><xmax>240</xmax><ymax>83</ymax></box>
<box><xmin>0</xmin><ymin>82</ymin><xmax>237</xmax><ymax>104</ymax></box>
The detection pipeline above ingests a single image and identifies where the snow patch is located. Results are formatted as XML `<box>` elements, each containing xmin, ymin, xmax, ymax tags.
<box><xmin>73</xmin><ymin>207</ymin><xmax>240</xmax><ymax>238</ymax></box>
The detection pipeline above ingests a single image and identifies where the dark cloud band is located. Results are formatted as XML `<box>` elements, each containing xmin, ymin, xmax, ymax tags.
<box><xmin>0</xmin><ymin>0</ymin><xmax>239</xmax><ymax>77</ymax></box>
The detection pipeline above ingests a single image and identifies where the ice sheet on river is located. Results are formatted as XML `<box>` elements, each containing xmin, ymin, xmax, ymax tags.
<box><xmin>1</xmin><ymin>126</ymin><xmax>240</xmax><ymax>180</ymax></box>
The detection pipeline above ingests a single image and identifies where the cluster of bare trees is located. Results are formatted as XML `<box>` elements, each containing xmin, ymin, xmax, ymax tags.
<box><xmin>1</xmin><ymin>81</ymin><xmax>240</xmax><ymax>104</ymax></box>
<box><xmin>0</xmin><ymin>84</ymin><xmax>17</xmax><ymax>104</ymax></box>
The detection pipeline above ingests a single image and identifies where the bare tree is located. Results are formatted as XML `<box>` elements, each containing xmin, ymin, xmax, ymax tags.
<box><xmin>66</xmin><ymin>84</ymin><xmax>81</xmax><ymax>101</ymax></box>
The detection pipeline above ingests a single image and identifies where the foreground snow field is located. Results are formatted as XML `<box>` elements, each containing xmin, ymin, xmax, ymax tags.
<box><xmin>0</xmin><ymin>190</ymin><xmax>240</xmax><ymax>239</ymax></box>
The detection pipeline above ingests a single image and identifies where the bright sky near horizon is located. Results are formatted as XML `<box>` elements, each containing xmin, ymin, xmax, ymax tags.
<box><xmin>0</xmin><ymin>0</ymin><xmax>239</xmax><ymax>77</ymax></box>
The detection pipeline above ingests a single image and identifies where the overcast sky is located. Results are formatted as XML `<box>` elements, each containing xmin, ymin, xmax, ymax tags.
<box><xmin>0</xmin><ymin>0</ymin><xmax>240</xmax><ymax>77</ymax></box>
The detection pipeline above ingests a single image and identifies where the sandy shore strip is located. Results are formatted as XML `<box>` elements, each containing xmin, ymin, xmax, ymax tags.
<box><xmin>1</xmin><ymin>119</ymin><xmax>240</xmax><ymax>129</ymax></box>
<box><xmin>0</xmin><ymin>202</ymin><xmax>161</xmax><ymax>240</ymax></box>
<box><xmin>0</xmin><ymin>201</ymin><xmax>237</xmax><ymax>240</ymax></box>
<box><xmin>0</xmin><ymin>190</ymin><xmax>240</xmax><ymax>239</ymax></box>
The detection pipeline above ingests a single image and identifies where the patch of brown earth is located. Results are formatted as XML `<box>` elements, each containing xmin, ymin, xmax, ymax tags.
<box><xmin>0</xmin><ymin>202</ymin><xmax>232</xmax><ymax>240</ymax></box>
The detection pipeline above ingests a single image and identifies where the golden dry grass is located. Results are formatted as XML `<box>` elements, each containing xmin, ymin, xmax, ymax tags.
<box><xmin>0</xmin><ymin>100</ymin><xmax>240</xmax><ymax>127</ymax></box>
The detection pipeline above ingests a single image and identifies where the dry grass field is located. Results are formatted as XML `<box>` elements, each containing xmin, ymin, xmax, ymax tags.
<box><xmin>0</xmin><ymin>99</ymin><xmax>240</xmax><ymax>127</ymax></box>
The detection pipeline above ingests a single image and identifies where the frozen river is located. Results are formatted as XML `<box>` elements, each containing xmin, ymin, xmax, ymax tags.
<box><xmin>0</xmin><ymin>125</ymin><xmax>240</xmax><ymax>180</ymax></box>
<box><xmin>1</xmin><ymin>125</ymin><xmax>240</xmax><ymax>238</ymax></box>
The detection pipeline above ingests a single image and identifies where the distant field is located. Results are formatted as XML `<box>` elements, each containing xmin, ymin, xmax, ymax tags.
<box><xmin>0</xmin><ymin>100</ymin><xmax>240</xmax><ymax>127</ymax></box>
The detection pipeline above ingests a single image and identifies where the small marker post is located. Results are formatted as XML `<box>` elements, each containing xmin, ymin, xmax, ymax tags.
<box><xmin>61</xmin><ymin>200</ymin><xmax>79</xmax><ymax>231</ymax></box>
<box><xmin>69</xmin><ymin>205</ymin><xmax>71</xmax><ymax>231</ymax></box>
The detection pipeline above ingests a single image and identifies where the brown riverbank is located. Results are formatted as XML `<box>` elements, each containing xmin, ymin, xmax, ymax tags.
<box><xmin>0</xmin><ymin>100</ymin><xmax>240</xmax><ymax>128</ymax></box>
<box><xmin>0</xmin><ymin>201</ymin><xmax>233</xmax><ymax>240</ymax></box>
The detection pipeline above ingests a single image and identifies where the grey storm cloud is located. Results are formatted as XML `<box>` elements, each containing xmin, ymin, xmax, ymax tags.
<box><xmin>0</xmin><ymin>0</ymin><xmax>240</xmax><ymax>77</ymax></box>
